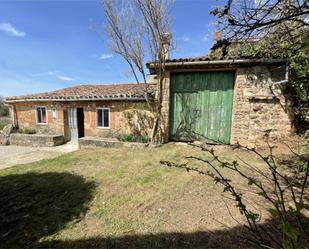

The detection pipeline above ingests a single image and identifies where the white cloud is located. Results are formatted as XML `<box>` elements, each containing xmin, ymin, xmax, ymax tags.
<box><xmin>31</xmin><ymin>71</ymin><xmax>59</xmax><ymax>77</ymax></box>
<box><xmin>57</xmin><ymin>75</ymin><xmax>74</xmax><ymax>81</ymax></box>
<box><xmin>181</xmin><ymin>35</ymin><xmax>190</xmax><ymax>42</ymax></box>
<box><xmin>202</xmin><ymin>34</ymin><xmax>210</xmax><ymax>42</ymax></box>
<box><xmin>99</xmin><ymin>54</ymin><xmax>113</xmax><ymax>60</ymax></box>
<box><xmin>0</xmin><ymin>23</ymin><xmax>26</xmax><ymax>37</ymax></box>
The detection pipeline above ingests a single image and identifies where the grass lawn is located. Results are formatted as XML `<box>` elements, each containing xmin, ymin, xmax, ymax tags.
<box><xmin>0</xmin><ymin>144</ymin><xmax>295</xmax><ymax>248</ymax></box>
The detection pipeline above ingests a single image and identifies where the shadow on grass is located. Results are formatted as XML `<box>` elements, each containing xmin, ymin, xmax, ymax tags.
<box><xmin>0</xmin><ymin>172</ymin><xmax>96</xmax><ymax>248</ymax></box>
<box><xmin>37</xmin><ymin>229</ymin><xmax>252</xmax><ymax>249</ymax></box>
<box><xmin>37</xmin><ymin>216</ymin><xmax>309</xmax><ymax>249</ymax></box>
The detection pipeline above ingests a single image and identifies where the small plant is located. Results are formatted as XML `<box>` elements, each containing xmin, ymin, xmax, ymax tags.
<box><xmin>117</xmin><ymin>134</ymin><xmax>149</xmax><ymax>143</ymax></box>
<box><xmin>14</xmin><ymin>128</ymin><xmax>37</xmax><ymax>134</ymax></box>
<box><xmin>23</xmin><ymin>128</ymin><xmax>36</xmax><ymax>134</ymax></box>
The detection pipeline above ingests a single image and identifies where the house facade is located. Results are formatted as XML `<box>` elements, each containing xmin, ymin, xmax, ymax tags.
<box><xmin>148</xmin><ymin>57</ymin><xmax>293</xmax><ymax>146</ymax></box>
<box><xmin>5</xmin><ymin>84</ymin><xmax>154</xmax><ymax>142</ymax></box>
<box><xmin>5</xmin><ymin>58</ymin><xmax>293</xmax><ymax>147</ymax></box>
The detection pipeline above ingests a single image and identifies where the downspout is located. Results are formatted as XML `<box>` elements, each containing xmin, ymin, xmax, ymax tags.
<box><xmin>271</xmin><ymin>64</ymin><xmax>289</xmax><ymax>87</ymax></box>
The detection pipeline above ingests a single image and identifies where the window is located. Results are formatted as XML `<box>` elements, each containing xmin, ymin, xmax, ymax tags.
<box><xmin>36</xmin><ymin>106</ymin><xmax>47</xmax><ymax>124</ymax></box>
<box><xmin>97</xmin><ymin>108</ymin><xmax>110</xmax><ymax>128</ymax></box>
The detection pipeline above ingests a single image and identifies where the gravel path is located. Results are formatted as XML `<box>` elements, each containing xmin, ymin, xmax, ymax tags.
<box><xmin>0</xmin><ymin>142</ymin><xmax>79</xmax><ymax>170</ymax></box>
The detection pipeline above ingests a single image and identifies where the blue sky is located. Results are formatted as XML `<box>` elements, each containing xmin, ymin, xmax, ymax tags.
<box><xmin>0</xmin><ymin>0</ymin><xmax>221</xmax><ymax>97</ymax></box>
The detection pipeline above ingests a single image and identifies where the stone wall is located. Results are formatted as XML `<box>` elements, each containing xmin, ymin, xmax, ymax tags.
<box><xmin>10</xmin><ymin>133</ymin><xmax>64</xmax><ymax>147</ymax></box>
<box><xmin>160</xmin><ymin>72</ymin><xmax>171</xmax><ymax>143</ymax></box>
<box><xmin>12</xmin><ymin>100</ymin><xmax>153</xmax><ymax>140</ymax></box>
<box><xmin>160</xmin><ymin>64</ymin><xmax>292</xmax><ymax>146</ymax></box>
<box><xmin>14</xmin><ymin>102</ymin><xmax>64</xmax><ymax>135</ymax></box>
<box><xmin>231</xmin><ymin>65</ymin><xmax>292</xmax><ymax>146</ymax></box>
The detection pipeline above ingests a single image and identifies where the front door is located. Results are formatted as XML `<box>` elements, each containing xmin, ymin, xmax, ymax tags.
<box><xmin>68</xmin><ymin>108</ymin><xmax>78</xmax><ymax>140</ymax></box>
<box><xmin>169</xmin><ymin>71</ymin><xmax>234</xmax><ymax>144</ymax></box>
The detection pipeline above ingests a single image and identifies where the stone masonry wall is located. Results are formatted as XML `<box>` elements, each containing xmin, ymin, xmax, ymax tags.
<box><xmin>231</xmin><ymin>65</ymin><xmax>292</xmax><ymax>147</ymax></box>
<box><xmin>160</xmin><ymin>64</ymin><xmax>292</xmax><ymax>146</ymax></box>
<box><xmin>13</xmin><ymin>100</ymin><xmax>153</xmax><ymax>139</ymax></box>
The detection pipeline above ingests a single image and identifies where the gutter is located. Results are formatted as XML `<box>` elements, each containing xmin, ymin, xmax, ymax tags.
<box><xmin>147</xmin><ymin>58</ymin><xmax>285</xmax><ymax>68</ymax></box>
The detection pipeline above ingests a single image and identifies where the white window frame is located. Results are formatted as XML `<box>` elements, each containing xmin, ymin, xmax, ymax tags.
<box><xmin>36</xmin><ymin>106</ymin><xmax>48</xmax><ymax>125</ymax></box>
<box><xmin>96</xmin><ymin>107</ymin><xmax>110</xmax><ymax>129</ymax></box>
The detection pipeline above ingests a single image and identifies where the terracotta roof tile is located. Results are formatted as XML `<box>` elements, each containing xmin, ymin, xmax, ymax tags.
<box><xmin>6</xmin><ymin>83</ymin><xmax>156</xmax><ymax>102</ymax></box>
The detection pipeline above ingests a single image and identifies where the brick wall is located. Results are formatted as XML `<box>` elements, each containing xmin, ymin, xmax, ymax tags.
<box><xmin>13</xmin><ymin>101</ymin><xmax>153</xmax><ymax>139</ymax></box>
<box><xmin>14</xmin><ymin>102</ymin><xmax>64</xmax><ymax>135</ymax></box>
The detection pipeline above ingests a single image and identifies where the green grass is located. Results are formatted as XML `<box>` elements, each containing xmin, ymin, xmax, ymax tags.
<box><xmin>0</xmin><ymin>144</ymin><xmax>273</xmax><ymax>249</ymax></box>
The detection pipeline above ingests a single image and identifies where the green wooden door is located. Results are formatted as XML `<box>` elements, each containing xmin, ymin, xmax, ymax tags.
<box><xmin>169</xmin><ymin>71</ymin><xmax>234</xmax><ymax>144</ymax></box>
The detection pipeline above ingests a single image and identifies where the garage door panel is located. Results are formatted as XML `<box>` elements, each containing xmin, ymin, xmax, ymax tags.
<box><xmin>170</xmin><ymin>71</ymin><xmax>234</xmax><ymax>144</ymax></box>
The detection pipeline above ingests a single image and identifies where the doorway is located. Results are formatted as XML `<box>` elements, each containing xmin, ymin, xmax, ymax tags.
<box><xmin>67</xmin><ymin>107</ymin><xmax>84</xmax><ymax>141</ymax></box>
<box><xmin>77</xmin><ymin>108</ymin><xmax>84</xmax><ymax>138</ymax></box>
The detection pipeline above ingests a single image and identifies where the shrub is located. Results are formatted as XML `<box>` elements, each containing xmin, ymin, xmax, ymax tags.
<box><xmin>161</xmin><ymin>131</ymin><xmax>309</xmax><ymax>249</ymax></box>
<box><xmin>22</xmin><ymin>128</ymin><xmax>36</xmax><ymax>134</ymax></box>
<box><xmin>14</xmin><ymin>128</ymin><xmax>37</xmax><ymax>134</ymax></box>
<box><xmin>117</xmin><ymin>134</ymin><xmax>149</xmax><ymax>143</ymax></box>
<box><xmin>0</xmin><ymin>117</ymin><xmax>11</xmax><ymax>130</ymax></box>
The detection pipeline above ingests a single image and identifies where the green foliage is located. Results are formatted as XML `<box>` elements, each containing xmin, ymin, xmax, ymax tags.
<box><xmin>14</xmin><ymin>128</ymin><xmax>37</xmax><ymax>134</ymax></box>
<box><xmin>117</xmin><ymin>134</ymin><xmax>149</xmax><ymax>143</ymax></box>
<box><xmin>0</xmin><ymin>97</ymin><xmax>9</xmax><ymax>117</ymax></box>
<box><xmin>0</xmin><ymin>117</ymin><xmax>11</xmax><ymax>130</ymax></box>
<box><xmin>239</xmin><ymin>27</ymin><xmax>309</xmax><ymax>130</ymax></box>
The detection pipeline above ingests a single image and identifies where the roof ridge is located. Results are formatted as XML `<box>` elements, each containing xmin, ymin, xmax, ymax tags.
<box><xmin>5</xmin><ymin>82</ymin><xmax>156</xmax><ymax>102</ymax></box>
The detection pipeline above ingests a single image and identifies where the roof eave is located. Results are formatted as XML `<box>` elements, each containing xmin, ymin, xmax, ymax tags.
<box><xmin>147</xmin><ymin>58</ymin><xmax>286</xmax><ymax>69</ymax></box>
<box><xmin>5</xmin><ymin>97</ymin><xmax>147</xmax><ymax>103</ymax></box>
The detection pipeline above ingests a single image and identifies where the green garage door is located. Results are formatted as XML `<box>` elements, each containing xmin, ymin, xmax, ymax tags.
<box><xmin>169</xmin><ymin>71</ymin><xmax>234</xmax><ymax>144</ymax></box>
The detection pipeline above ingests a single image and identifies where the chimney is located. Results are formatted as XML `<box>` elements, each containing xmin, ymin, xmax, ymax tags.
<box><xmin>214</xmin><ymin>31</ymin><xmax>222</xmax><ymax>42</ymax></box>
<box><xmin>161</xmin><ymin>32</ymin><xmax>172</xmax><ymax>60</ymax></box>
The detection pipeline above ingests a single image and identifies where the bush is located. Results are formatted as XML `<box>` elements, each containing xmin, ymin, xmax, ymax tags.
<box><xmin>23</xmin><ymin>128</ymin><xmax>36</xmax><ymax>134</ymax></box>
<box><xmin>0</xmin><ymin>117</ymin><xmax>11</xmax><ymax>130</ymax></box>
<box><xmin>117</xmin><ymin>134</ymin><xmax>149</xmax><ymax>143</ymax></box>
<box><xmin>14</xmin><ymin>128</ymin><xmax>37</xmax><ymax>135</ymax></box>
<box><xmin>161</xmin><ymin>132</ymin><xmax>309</xmax><ymax>249</ymax></box>
<box><xmin>0</xmin><ymin>97</ymin><xmax>9</xmax><ymax>117</ymax></box>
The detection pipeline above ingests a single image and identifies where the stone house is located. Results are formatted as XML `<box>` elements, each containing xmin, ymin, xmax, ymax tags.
<box><xmin>149</xmin><ymin>56</ymin><xmax>292</xmax><ymax>146</ymax></box>
<box><xmin>5</xmin><ymin>84</ymin><xmax>155</xmax><ymax>142</ymax></box>
<box><xmin>5</xmin><ymin>57</ymin><xmax>293</xmax><ymax>146</ymax></box>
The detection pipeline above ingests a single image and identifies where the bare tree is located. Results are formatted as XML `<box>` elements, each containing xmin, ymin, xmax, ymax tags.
<box><xmin>210</xmin><ymin>0</ymin><xmax>309</xmax><ymax>131</ymax></box>
<box><xmin>211</xmin><ymin>0</ymin><xmax>309</xmax><ymax>41</ymax></box>
<box><xmin>102</xmin><ymin>0</ymin><xmax>174</xmax><ymax>145</ymax></box>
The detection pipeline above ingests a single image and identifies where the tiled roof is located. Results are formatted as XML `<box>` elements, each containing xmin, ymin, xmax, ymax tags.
<box><xmin>164</xmin><ymin>55</ymin><xmax>240</xmax><ymax>63</ymax></box>
<box><xmin>146</xmin><ymin>55</ymin><xmax>284</xmax><ymax>70</ymax></box>
<box><xmin>5</xmin><ymin>83</ymin><xmax>156</xmax><ymax>102</ymax></box>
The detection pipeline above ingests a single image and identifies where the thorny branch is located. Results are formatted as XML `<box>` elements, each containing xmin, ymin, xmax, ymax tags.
<box><xmin>161</xmin><ymin>136</ymin><xmax>309</xmax><ymax>248</ymax></box>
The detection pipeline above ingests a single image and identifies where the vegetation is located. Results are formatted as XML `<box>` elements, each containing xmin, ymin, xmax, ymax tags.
<box><xmin>162</xmin><ymin>133</ymin><xmax>309</xmax><ymax>248</ymax></box>
<box><xmin>211</xmin><ymin>0</ymin><xmax>309</xmax><ymax>131</ymax></box>
<box><xmin>0</xmin><ymin>96</ymin><xmax>9</xmax><ymax>117</ymax></box>
<box><xmin>117</xmin><ymin>134</ymin><xmax>149</xmax><ymax>143</ymax></box>
<box><xmin>13</xmin><ymin>127</ymin><xmax>36</xmax><ymax>134</ymax></box>
<box><xmin>0</xmin><ymin>117</ymin><xmax>11</xmax><ymax>130</ymax></box>
<box><xmin>0</xmin><ymin>144</ymin><xmax>293</xmax><ymax>248</ymax></box>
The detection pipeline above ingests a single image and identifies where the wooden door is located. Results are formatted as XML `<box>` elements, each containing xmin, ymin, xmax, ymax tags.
<box><xmin>169</xmin><ymin>71</ymin><xmax>234</xmax><ymax>144</ymax></box>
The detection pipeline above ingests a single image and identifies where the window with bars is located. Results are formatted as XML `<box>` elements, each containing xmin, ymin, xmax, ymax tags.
<box><xmin>36</xmin><ymin>106</ymin><xmax>47</xmax><ymax>124</ymax></box>
<box><xmin>97</xmin><ymin>108</ymin><xmax>110</xmax><ymax>128</ymax></box>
